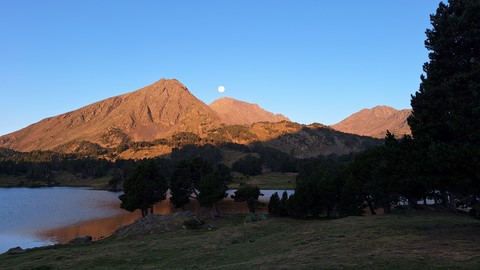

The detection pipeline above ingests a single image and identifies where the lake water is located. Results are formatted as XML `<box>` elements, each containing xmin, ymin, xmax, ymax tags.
<box><xmin>0</xmin><ymin>187</ymin><xmax>127</xmax><ymax>253</ymax></box>
<box><xmin>0</xmin><ymin>187</ymin><xmax>293</xmax><ymax>253</ymax></box>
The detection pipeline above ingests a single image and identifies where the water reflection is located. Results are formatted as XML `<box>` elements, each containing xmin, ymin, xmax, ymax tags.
<box><xmin>0</xmin><ymin>187</ymin><xmax>124</xmax><ymax>252</ymax></box>
<box><xmin>41</xmin><ymin>197</ymin><xmax>255</xmax><ymax>244</ymax></box>
<box><xmin>0</xmin><ymin>187</ymin><xmax>293</xmax><ymax>252</ymax></box>
<box><xmin>41</xmin><ymin>199</ymin><xmax>177</xmax><ymax>243</ymax></box>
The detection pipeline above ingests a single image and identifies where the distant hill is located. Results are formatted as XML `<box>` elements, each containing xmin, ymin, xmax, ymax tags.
<box><xmin>209</xmin><ymin>97</ymin><xmax>289</xmax><ymax>125</ymax></box>
<box><xmin>0</xmin><ymin>78</ymin><xmax>381</xmax><ymax>158</ymax></box>
<box><xmin>330</xmin><ymin>106</ymin><xmax>412</xmax><ymax>139</ymax></box>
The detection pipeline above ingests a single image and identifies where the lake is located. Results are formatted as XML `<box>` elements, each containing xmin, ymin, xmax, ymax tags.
<box><xmin>0</xmin><ymin>187</ymin><xmax>293</xmax><ymax>253</ymax></box>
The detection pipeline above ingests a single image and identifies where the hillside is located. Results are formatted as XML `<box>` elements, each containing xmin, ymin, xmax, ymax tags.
<box><xmin>209</xmin><ymin>97</ymin><xmax>289</xmax><ymax>125</ymax></box>
<box><xmin>0</xmin><ymin>79</ymin><xmax>222</xmax><ymax>152</ymax></box>
<box><xmin>331</xmin><ymin>106</ymin><xmax>412</xmax><ymax>138</ymax></box>
<box><xmin>113</xmin><ymin>122</ymin><xmax>380</xmax><ymax>159</ymax></box>
<box><xmin>0</xmin><ymin>79</ymin><xmax>381</xmax><ymax>159</ymax></box>
<box><xmin>1</xmin><ymin>212</ymin><xmax>479</xmax><ymax>269</ymax></box>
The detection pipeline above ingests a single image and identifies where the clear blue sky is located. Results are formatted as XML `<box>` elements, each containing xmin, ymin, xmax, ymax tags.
<box><xmin>0</xmin><ymin>0</ymin><xmax>441</xmax><ymax>136</ymax></box>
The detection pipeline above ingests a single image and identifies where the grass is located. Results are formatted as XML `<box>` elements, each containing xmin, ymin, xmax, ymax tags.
<box><xmin>2</xmin><ymin>169</ymin><xmax>295</xmax><ymax>190</ymax></box>
<box><xmin>2</xmin><ymin>211</ymin><xmax>480</xmax><ymax>269</ymax></box>
<box><xmin>0</xmin><ymin>175</ymin><xmax>27</xmax><ymax>187</ymax></box>
<box><xmin>58</xmin><ymin>175</ymin><xmax>111</xmax><ymax>190</ymax></box>
<box><xmin>0</xmin><ymin>172</ymin><xmax>112</xmax><ymax>190</ymax></box>
<box><xmin>228</xmin><ymin>172</ymin><xmax>297</xmax><ymax>190</ymax></box>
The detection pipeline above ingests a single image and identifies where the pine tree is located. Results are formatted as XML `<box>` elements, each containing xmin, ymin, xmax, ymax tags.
<box><xmin>119</xmin><ymin>160</ymin><xmax>167</xmax><ymax>217</ymax></box>
<box><xmin>408</xmin><ymin>0</ymin><xmax>480</xmax><ymax>194</ymax></box>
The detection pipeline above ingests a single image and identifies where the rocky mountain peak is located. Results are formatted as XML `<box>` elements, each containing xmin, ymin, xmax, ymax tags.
<box><xmin>330</xmin><ymin>106</ymin><xmax>412</xmax><ymax>138</ymax></box>
<box><xmin>0</xmin><ymin>78</ymin><xmax>222</xmax><ymax>151</ymax></box>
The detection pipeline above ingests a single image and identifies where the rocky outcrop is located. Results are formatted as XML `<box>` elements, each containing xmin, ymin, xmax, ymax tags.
<box><xmin>5</xmin><ymin>246</ymin><xmax>26</xmax><ymax>255</ymax></box>
<box><xmin>69</xmin><ymin>235</ymin><xmax>92</xmax><ymax>244</ymax></box>
<box><xmin>260</xmin><ymin>124</ymin><xmax>381</xmax><ymax>158</ymax></box>
<box><xmin>113</xmin><ymin>211</ymin><xmax>198</xmax><ymax>238</ymax></box>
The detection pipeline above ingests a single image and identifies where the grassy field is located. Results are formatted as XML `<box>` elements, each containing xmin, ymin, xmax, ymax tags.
<box><xmin>228</xmin><ymin>172</ymin><xmax>297</xmax><ymax>190</ymax></box>
<box><xmin>2</xmin><ymin>211</ymin><xmax>480</xmax><ymax>269</ymax></box>
<box><xmin>55</xmin><ymin>174</ymin><xmax>112</xmax><ymax>190</ymax></box>
<box><xmin>0</xmin><ymin>175</ymin><xmax>27</xmax><ymax>187</ymax></box>
<box><xmin>2</xmin><ymin>171</ymin><xmax>295</xmax><ymax>190</ymax></box>
<box><xmin>0</xmin><ymin>172</ymin><xmax>112</xmax><ymax>189</ymax></box>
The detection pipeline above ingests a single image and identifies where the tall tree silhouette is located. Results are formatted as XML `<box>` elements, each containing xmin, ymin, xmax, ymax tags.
<box><xmin>408</xmin><ymin>0</ymin><xmax>480</xmax><ymax>194</ymax></box>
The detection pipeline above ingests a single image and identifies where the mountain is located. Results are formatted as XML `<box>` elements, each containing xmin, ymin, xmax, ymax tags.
<box><xmin>330</xmin><ymin>106</ymin><xmax>412</xmax><ymax>139</ymax></box>
<box><xmin>0</xmin><ymin>78</ymin><xmax>382</xmax><ymax>158</ymax></box>
<box><xmin>114</xmin><ymin>121</ymin><xmax>381</xmax><ymax>159</ymax></box>
<box><xmin>247</xmin><ymin>122</ymin><xmax>380</xmax><ymax>158</ymax></box>
<box><xmin>209</xmin><ymin>97</ymin><xmax>289</xmax><ymax>125</ymax></box>
<box><xmin>0</xmin><ymin>79</ymin><xmax>223</xmax><ymax>151</ymax></box>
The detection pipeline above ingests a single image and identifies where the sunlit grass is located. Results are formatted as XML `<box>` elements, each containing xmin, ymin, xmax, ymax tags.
<box><xmin>228</xmin><ymin>172</ymin><xmax>297</xmax><ymax>190</ymax></box>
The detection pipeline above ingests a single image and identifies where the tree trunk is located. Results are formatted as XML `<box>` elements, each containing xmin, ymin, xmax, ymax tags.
<box><xmin>210</xmin><ymin>208</ymin><xmax>215</xmax><ymax>220</ymax></box>
<box><xmin>383</xmin><ymin>203</ymin><xmax>391</xmax><ymax>214</ymax></box>
<box><xmin>441</xmin><ymin>192</ymin><xmax>449</xmax><ymax>206</ymax></box>
<box><xmin>448</xmin><ymin>193</ymin><xmax>457</xmax><ymax>211</ymax></box>
<box><xmin>326</xmin><ymin>206</ymin><xmax>331</xmax><ymax>218</ymax></box>
<box><xmin>364</xmin><ymin>195</ymin><xmax>376</xmax><ymax>215</ymax></box>
<box><xmin>214</xmin><ymin>202</ymin><xmax>220</xmax><ymax>217</ymax></box>
<box><xmin>408</xmin><ymin>198</ymin><xmax>419</xmax><ymax>209</ymax></box>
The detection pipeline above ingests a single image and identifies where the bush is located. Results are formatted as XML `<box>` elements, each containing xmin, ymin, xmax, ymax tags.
<box><xmin>183</xmin><ymin>217</ymin><xmax>205</xmax><ymax>229</ymax></box>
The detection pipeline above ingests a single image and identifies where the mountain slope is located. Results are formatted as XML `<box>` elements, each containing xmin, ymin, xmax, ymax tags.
<box><xmin>209</xmin><ymin>97</ymin><xmax>289</xmax><ymax>125</ymax></box>
<box><xmin>0</xmin><ymin>78</ymin><xmax>382</xmax><ymax>158</ymax></box>
<box><xmin>114</xmin><ymin>122</ymin><xmax>381</xmax><ymax>159</ymax></box>
<box><xmin>0</xmin><ymin>79</ymin><xmax>223</xmax><ymax>151</ymax></box>
<box><xmin>330</xmin><ymin>106</ymin><xmax>412</xmax><ymax>138</ymax></box>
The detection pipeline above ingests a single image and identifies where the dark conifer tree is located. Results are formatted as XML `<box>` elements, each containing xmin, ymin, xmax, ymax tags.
<box><xmin>408</xmin><ymin>0</ymin><xmax>480</xmax><ymax>194</ymax></box>
<box><xmin>119</xmin><ymin>160</ymin><xmax>168</xmax><ymax>217</ymax></box>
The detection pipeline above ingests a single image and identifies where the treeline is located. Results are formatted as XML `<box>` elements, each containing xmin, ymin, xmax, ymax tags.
<box><xmin>0</xmin><ymin>149</ymin><xmax>114</xmax><ymax>182</ymax></box>
<box><xmin>0</xmin><ymin>142</ymin><xmax>303</xmax><ymax>187</ymax></box>
<box><xmin>269</xmin><ymin>133</ymin><xmax>479</xmax><ymax>219</ymax></box>
<box><xmin>269</xmin><ymin>0</ymin><xmax>480</xmax><ymax>219</ymax></box>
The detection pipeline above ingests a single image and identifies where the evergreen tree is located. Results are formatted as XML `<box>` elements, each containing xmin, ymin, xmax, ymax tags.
<box><xmin>408</xmin><ymin>0</ymin><xmax>480</xmax><ymax>194</ymax></box>
<box><xmin>280</xmin><ymin>190</ymin><xmax>289</xmax><ymax>216</ymax></box>
<box><xmin>170</xmin><ymin>158</ymin><xmax>228</xmax><ymax>218</ymax></box>
<box><xmin>292</xmin><ymin>159</ymin><xmax>344</xmax><ymax>218</ymax></box>
<box><xmin>108</xmin><ymin>168</ymin><xmax>124</xmax><ymax>191</ymax></box>
<box><xmin>268</xmin><ymin>192</ymin><xmax>280</xmax><ymax>215</ymax></box>
<box><xmin>231</xmin><ymin>185</ymin><xmax>262</xmax><ymax>213</ymax></box>
<box><xmin>232</xmin><ymin>155</ymin><xmax>262</xmax><ymax>176</ymax></box>
<box><xmin>119</xmin><ymin>160</ymin><xmax>168</xmax><ymax>217</ymax></box>
<box><xmin>197</xmin><ymin>170</ymin><xmax>228</xmax><ymax>219</ymax></box>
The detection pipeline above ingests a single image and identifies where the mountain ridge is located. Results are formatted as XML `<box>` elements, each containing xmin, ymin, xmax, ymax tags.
<box><xmin>209</xmin><ymin>97</ymin><xmax>289</xmax><ymax>125</ymax></box>
<box><xmin>330</xmin><ymin>105</ymin><xmax>412</xmax><ymax>138</ymax></box>
<box><xmin>0</xmin><ymin>79</ymin><xmax>223</xmax><ymax>151</ymax></box>
<box><xmin>0</xmin><ymin>79</ymin><xmax>384</xmax><ymax>158</ymax></box>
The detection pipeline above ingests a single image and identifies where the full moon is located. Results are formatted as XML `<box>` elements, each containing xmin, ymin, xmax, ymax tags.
<box><xmin>217</xmin><ymin>85</ymin><xmax>225</xmax><ymax>93</ymax></box>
